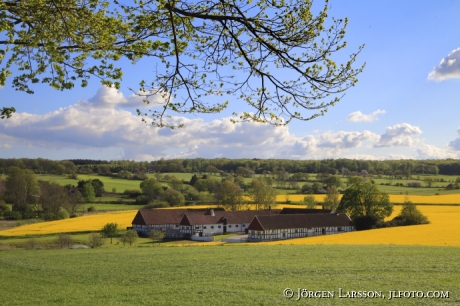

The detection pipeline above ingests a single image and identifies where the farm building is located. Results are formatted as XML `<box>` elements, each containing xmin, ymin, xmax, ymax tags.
<box><xmin>247</xmin><ymin>213</ymin><xmax>354</xmax><ymax>242</ymax></box>
<box><xmin>131</xmin><ymin>208</ymin><xmax>225</xmax><ymax>238</ymax></box>
<box><xmin>178</xmin><ymin>208</ymin><xmax>281</xmax><ymax>238</ymax></box>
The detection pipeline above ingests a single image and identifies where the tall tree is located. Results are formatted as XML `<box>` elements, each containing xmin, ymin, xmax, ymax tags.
<box><xmin>323</xmin><ymin>186</ymin><xmax>340</xmax><ymax>211</ymax></box>
<box><xmin>38</xmin><ymin>181</ymin><xmax>70</xmax><ymax>220</ymax></box>
<box><xmin>101</xmin><ymin>223</ymin><xmax>119</xmax><ymax>244</ymax></box>
<box><xmin>5</xmin><ymin>167</ymin><xmax>40</xmax><ymax>218</ymax></box>
<box><xmin>0</xmin><ymin>0</ymin><xmax>364</xmax><ymax>127</ymax></box>
<box><xmin>249</xmin><ymin>178</ymin><xmax>276</xmax><ymax>210</ymax></box>
<box><xmin>216</xmin><ymin>180</ymin><xmax>243</xmax><ymax>211</ymax></box>
<box><xmin>337</xmin><ymin>182</ymin><xmax>393</xmax><ymax>221</ymax></box>
<box><xmin>140</xmin><ymin>178</ymin><xmax>163</xmax><ymax>202</ymax></box>
<box><xmin>82</xmin><ymin>181</ymin><xmax>95</xmax><ymax>203</ymax></box>
<box><xmin>303</xmin><ymin>194</ymin><xmax>317</xmax><ymax>209</ymax></box>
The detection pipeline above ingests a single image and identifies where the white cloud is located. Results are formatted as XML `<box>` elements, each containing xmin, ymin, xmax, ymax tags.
<box><xmin>77</xmin><ymin>86</ymin><xmax>168</xmax><ymax>109</ymax></box>
<box><xmin>317</xmin><ymin>131</ymin><xmax>379</xmax><ymax>156</ymax></box>
<box><xmin>3</xmin><ymin>87</ymin><xmax>453</xmax><ymax>161</ymax></box>
<box><xmin>0</xmin><ymin>97</ymin><xmax>379</xmax><ymax>160</ymax></box>
<box><xmin>416</xmin><ymin>144</ymin><xmax>460</xmax><ymax>159</ymax></box>
<box><xmin>447</xmin><ymin>128</ymin><xmax>460</xmax><ymax>151</ymax></box>
<box><xmin>347</xmin><ymin>109</ymin><xmax>386</xmax><ymax>122</ymax></box>
<box><xmin>428</xmin><ymin>48</ymin><xmax>460</xmax><ymax>81</ymax></box>
<box><xmin>342</xmin><ymin>154</ymin><xmax>380</xmax><ymax>160</ymax></box>
<box><xmin>374</xmin><ymin>123</ymin><xmax>422</xmax><ymax>147</ymax></box>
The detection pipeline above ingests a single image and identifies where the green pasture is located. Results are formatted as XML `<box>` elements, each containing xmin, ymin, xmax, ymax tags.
<box><xmin>28</xmin><ymin>173</ymin><xmax>460</xmax><ymax>197</ymax></box>
<box><xmin>36</xmin><ymin>174</ymin><xmax>143</xmax><ymax>192</ymax></box>
<box><xmin>0</xmin><ymin>245</ymin><xmax>458</xmax><ymax>305</ymax></box>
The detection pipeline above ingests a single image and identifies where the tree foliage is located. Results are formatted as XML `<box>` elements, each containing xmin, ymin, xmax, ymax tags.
<box><xmin>249</xmin><ymin>178</ymin><xmax>275</xmax><ymax>210</ymax></box>
<box><xmin>120</xmin><ymin>229</ymin><xmax>138</xmax><ymax>246</ymax></box>
<box><xmin>140</xmin><ymin>178</ymin><xmax>163</xmax><ymax>202</ymax></box>
<box><xmin>303</xmin><ymin>194</ymin><xmax>317</xmax><ymax>208</ymax></box>
<box><xmin>101</xmin><ymin>222</ymin><xmax>119</xmax><ymax>244</ymax></box>
<box><xmin>323</xmin><ymin>186</ymin><xmax>339</xmax><ymax>211</ymax></box>
<box><xmin>337</xmin><ymin>182</ymin><xmax>393</xmax><ymax>221</ymax></box>
<box><xmin>81</xmin><ymin>181</ymin><xmax>95</xmax><ymax>203</ymax></box>
<box><xmin>149</xmin><ymin>228</ymin><xmax>165</xmax><ymax>245</ymax></box>
<box><xmin>391</xmin><ymin>201</ymin><xmax>429</xmax><ymax>226</ymax></box>
<box><xmin>0</xmin><ymin>0</ymin><xmax>364</xmax><ymax>127</ymax></box>
<box><xmin>216</xmin><ymin>180</ymin><xmax>243</xmax><ymax>211</ymax></box>
<box><xmin>5</xmin><ymin>167</ymin><xmax>40</xmax><ymax>218</ymax></box>
<box><xmin>88</xmin><ymin>232</ymin><xmax>104</xmax><ymax>248</ymax></box>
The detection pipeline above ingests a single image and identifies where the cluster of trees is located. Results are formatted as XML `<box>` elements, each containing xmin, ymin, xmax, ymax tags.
<box><xmin>5</xmin><ymin>158</ymin><xmax>460</xmax><ymax>177</ymax></box>
<box><xmin>136</xmin><ymin>174</ymin><xmax>276</xmax><ymax>211</ymax></box>
<box><xmin>0</xmin><ymin>167</ymin><xmax>101</xmax><ymax>220</ymax></box>
<box><xmin>337</xmin><ymin>182</ymin><xmax>429</xmax><ymax>230</ymax></box>
<box><xmin>87</xmin><ymin>158</ymin><xmax>443</xmax><ymax>176</ymax></box>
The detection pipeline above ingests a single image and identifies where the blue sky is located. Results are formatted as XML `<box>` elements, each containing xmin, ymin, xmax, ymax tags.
<box><xmin>1</xmin><ymin>0</ymin><xmax>460</xmax><ymax>161</ymax></box>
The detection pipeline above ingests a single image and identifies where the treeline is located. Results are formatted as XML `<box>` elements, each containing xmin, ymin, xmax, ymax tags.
<box><xmin>3</xmin><ymin>157</ymin><xmax>460</xmax><ymax>175</ymax></box>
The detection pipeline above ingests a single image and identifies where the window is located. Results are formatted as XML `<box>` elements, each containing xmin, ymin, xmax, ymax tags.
<box><xmin>218</xmin><ymin>225</ymin><xmax>221</xmax><ymax>228</ymax></box>
<box><xmin>175</xmin><ymin>225</ymin><xmax>178</xmax><ymax>228</ymax></box>
<box><xmin>242</xmin><ymin>224</ymin><xmax>246</xmax><ymax>227</ymax></box>
<box><xmin>236</xmin><ymin>225</ymin><xmax>239</xmax><ymax>227</ymax></box>
<box><xmin>229</xmin><ymin>225</ymin><xmax>232</xmax><ymax>228</ymax></box>
<box><xmin>195</xmin><ymin>226</ymin><xmax>200</xmax><ymax>229</ymax></box>
<box><xmin>204</xmin><ymin>226</ymin><xmax>207</xmax><ymax>229</ymax></box>
<box><xmin>211</xmin><ymin>226</ymin><xmax>214</xmax><ymax>229</ymax></box>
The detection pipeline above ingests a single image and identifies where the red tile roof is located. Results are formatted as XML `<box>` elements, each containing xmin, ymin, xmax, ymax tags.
<box><xmin>248</xmin><ymin>213</ymin><xmax>353</xmax><ymax>231</ymax></box>
<box><xmin>179</xmin><ymin>209</ymin><xmax>281</xmax><ymax>226</ymax></box>
<box><xmin>131</xmin><ymin>208</ymin><xmax>225</xmax><ymax>225</ymax></box>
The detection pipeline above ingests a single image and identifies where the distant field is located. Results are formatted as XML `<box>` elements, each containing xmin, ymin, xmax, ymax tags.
<box><xmin>0</xmin><ymin>210</ymin><xmax>138</xmax><ymax>237</ymax></box>
<box><xmin>0</xmin><ymin>245</ymin><xmax>458</xmax><ymax>305</ymax></box>
<box><xmin>275</xmin><ymin>194</ymin><xmax>460</xmax><ymax>204</ymax></box>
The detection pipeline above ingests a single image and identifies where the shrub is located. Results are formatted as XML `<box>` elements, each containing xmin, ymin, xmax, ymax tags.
<box><xmin>88</xmin><ymin>233</ymin><xmax>104</xmax><ymax>248</ymax></box>
<box><xmin>143</xmin><ymin>201</ymin><xmax>169</xmax><ymax>209</ymax></box>
<box><xmin>0</xmin><ymin>200</ymin><xmax>10</xmax><ymax>217</ymax></box>
<box><xmin>56</xmin><ymin>207</ymin><xmax>70</xmax><ymax>220</ymax></box>
<box><xmin>353</xmin><ymin>215</ymin><xmax>381</xmax><ymax>231</ymax></box>
<box><xmin>56</xmin><ymin>233</ymin><xmax>73</xmax><ymax>248</ymax></box>
<box><xmin>391</xmin><ymin>201</ymin><xmax>429</xmax><ymax>226</ymax></box>
<box><xmin>4</xmin><ymin>210</ymin><xmax>22</xmax><ymax>220</ymax></box>
<box><xmin>87</xmin><ymin>206</ymin><xmax>96</xmax><ymax>212</ymax></box>
<box><xmin>407</xmin><ymin>181</ymin><xmax>422</xmax><ymax>188</ymax></box>
<box><xmin>25</xmin><ymin>238</ymin><xmax>38</xmax><ymax>250</ymax></box>
<box><xmin>120</xmin><ymin>230</ymin><xmax>138</xmax><ymax>246</ymax></box>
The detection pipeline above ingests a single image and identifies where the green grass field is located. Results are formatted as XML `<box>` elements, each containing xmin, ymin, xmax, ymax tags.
<box><xmin>33</xmin><ymin>173</ymin><xmax>460</xmax><ymax>197</ymax></box>
<box><xmin>0</xmin><ymin>245</ymin><xmax>458</xmax><ymax>305</ymax></box>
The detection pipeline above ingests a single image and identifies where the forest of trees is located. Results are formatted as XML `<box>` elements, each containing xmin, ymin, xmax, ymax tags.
<box><xmin>2</xmin><ymin>157</ymin><xmax>460</xmax><ymax>176</ymax></box>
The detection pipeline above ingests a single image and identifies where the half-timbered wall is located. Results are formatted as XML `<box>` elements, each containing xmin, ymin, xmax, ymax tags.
<box><xmin>248</xmin><ymin>225</ymin><xmax>354</xmax><ymax>242</ymax></box>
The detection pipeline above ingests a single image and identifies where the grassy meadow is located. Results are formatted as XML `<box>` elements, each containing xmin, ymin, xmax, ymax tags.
<box><xmin>0</xmin><ymin>245</ymin><xmax>458</xmax><ymax>305</ymax></box>
<box><xmin>2</xmin><ymin>172</ymin><xmax>460</xmax><ymax>305</ymax></box>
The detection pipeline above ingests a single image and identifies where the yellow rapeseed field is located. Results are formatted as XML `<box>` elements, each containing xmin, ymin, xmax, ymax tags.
<box><xmin>259</xmin><ymin>205</ymin><xmax>460</xmax><ymax>246</ymax></box>
<box><xmin>2</xmin><ymin>203</ymin><xmax>459</xmax><ymax>246</ymax></box>
<box><xmin>276</xmin><ymin>194</ymin><xmax>460</xmax><ymax>204</ymax></box>
<box><xmin>0</xmin><ymin>210</ymin><xmax>138</xmax><ymax>237</ymax></box>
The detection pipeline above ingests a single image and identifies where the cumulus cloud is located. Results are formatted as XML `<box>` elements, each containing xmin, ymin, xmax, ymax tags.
<box><xmin>77</xmin><ymin>86</ymin><xmax>168</xmax><ymax>109</ymax></box>
<box><xmin>347</xmin><ymin>109</ymin><xmax>386</xmax><ymax>122</ymax></box>
<box><xmin>428</xmin><ymin>48</ymin><xmax>460</xmax><ymax>81</ymax></box>
<box><xmin>374</xmin><ymin>123</ymin><xmax>422</xmax><ymax>147</ymax></box>
<box><xmin>315</xmin><ymin>130</ymin><xmax>379</xmax><ymax>156</ymax></box>
<box><xmin>416</xmin><ymin>144</ymin><xmax>460</xmax><ymax>159</ymax></box>
<box><xmin>5</xmin><ymin>86</ymin><xmax>449</xmax><ymax>160</ymax></box>
<box><xmin>447</xmin><ymin>128</ymin><xmax>460</xmax><ymax>151</ymax></box>
<box><xmin>0</xmin><ymin>98</ymin><xmax>380</xmax><ymax>160</ymax></box>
